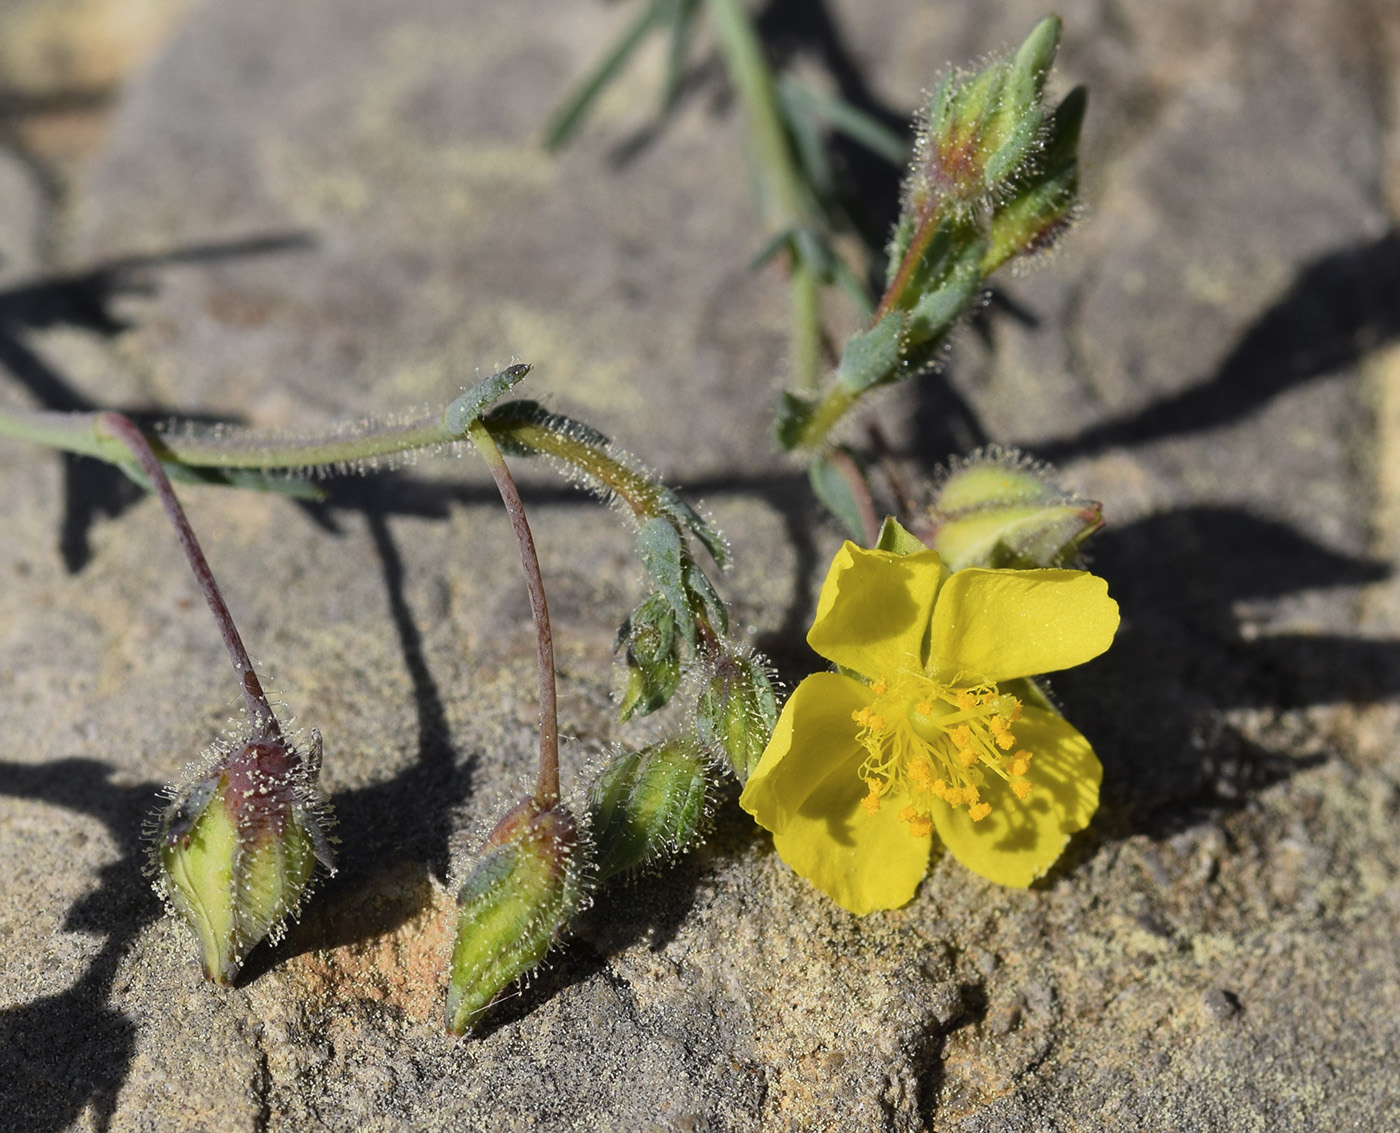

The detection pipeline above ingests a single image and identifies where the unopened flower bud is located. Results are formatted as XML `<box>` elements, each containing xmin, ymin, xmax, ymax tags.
<box><xmin>981</xmin><ymin>85</ymin><xmax>1085</xmax><ymax>275</ymax></box>
<box><xmin>917</xmin><ymin>16</ymin><xmax>1061</xmax><ymax>208</ymax></box>
<box><xmin>586</xmin><ymin>739</ymin><xmax>709</xmax><ymax>883</ymax></box>
<box><xmin>447</xmin><ymin>798</ymin><xmax>587</xmax><ymax>1034</ymax></box>
<box><xmin>154</xmin><ymin>729</ymin><xmax>334</xmax><ymax>984</ymax></box>
<box><xmin>696</xmin><ymin>650</ymin><xmax>778</xmax><ymax>782</ymax></box>
<box><xmin>923</xmin><ymin>447</ymin><xmax>1102</xmax><ymax>571</ymax></box>
<box><xmin>615</xmin><ymin>592</ymin><xmax>683</xmax><ymax>721</ymax></box>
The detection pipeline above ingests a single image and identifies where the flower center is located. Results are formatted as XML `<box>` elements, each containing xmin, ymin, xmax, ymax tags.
<box><xmin>850</xmin><ymin>674</ymin><xmax>1034</xmax><ymax>837</ymax></box>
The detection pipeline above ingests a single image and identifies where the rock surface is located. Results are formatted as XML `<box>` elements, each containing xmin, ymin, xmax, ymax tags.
<box><xmin>2</xmin><ymin>0</ymin><xmax>1400</xmax><ymax>1129</ymax></box>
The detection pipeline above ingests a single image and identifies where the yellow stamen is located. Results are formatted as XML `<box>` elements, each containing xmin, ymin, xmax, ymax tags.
<box><xmin>1010</xmin><ymin>779</ymin><xmax>1032</xmax><ymax>801</ymax></box>
<box><xmin>871</xmin><ymin>677</ymin><xmax>888</xmax><ymax>696</ymax></box>
<box><xmin>907</xmin><ymin>815</ymin><xmax>932</xmax><ymax>838</ymax></box>
<box><xmin>969</xmin><ymin>802</ymin><xmax>992</xmax><ymax>822</ymax></box>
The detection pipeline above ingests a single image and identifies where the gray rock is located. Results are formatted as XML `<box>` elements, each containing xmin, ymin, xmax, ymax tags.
<box><xmin>3</xmin><ymin>0</ymin><xmax>1400</xmax><ymax>1129</ymax></box>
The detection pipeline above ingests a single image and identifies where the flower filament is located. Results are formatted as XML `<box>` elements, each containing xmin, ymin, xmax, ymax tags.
<box><xmin>851</xmin><ymin>672</ymin><xmax>1034</xmax><ymax>835</ymax></box>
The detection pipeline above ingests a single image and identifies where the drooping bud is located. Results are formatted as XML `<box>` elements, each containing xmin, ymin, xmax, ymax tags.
<box><xmin>446</xmin><ymin>797</ymin><xmax>587</xmax><ymax>1034</ymax></box>
<box><xmin>615</xmin><ymin>592</ymin><xmax>684</xmax><ymax>721</ymax></box>
<box><xmin>586</xmin><ymin>739</ymin><xmax>709</xmax><ymax>883</ymax></box>
<box><xmin>154</xmin><ymin>729</ymin><xmax>335</xmax><ymax>984</ymax></box>
<box><xmin>696</xmin><ymin>649</ymin><xmax>779</xmax><ymax>782</ymax></box>
<box><xmin>922</xmin><ymin>447</ymin><xmax>1103</xmax><ymax>571</ymax></box>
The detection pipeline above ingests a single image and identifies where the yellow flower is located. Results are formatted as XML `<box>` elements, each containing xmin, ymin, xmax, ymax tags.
<box><xmin>739</xmin><ymin>540</ymin><xmax>1119</xmax><ymax>913</ymax></box>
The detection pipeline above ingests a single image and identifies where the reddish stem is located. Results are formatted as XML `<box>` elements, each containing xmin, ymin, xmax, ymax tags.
<box><xmin>97</xmin><ymin>412</ymin><xmax>281</xmax><ymax>741</ymax></box>
<box><xmin>472</xmin><ymin>428</ymin><xmax>560</xmax><ymax>806</ymax></box>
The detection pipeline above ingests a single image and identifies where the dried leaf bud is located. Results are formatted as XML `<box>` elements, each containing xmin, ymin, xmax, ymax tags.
<box><xmin>586</xmin><ymin>739</ymin><xmax>709</xmax><ymax>883</ymax></box>
<box><xmin>923</xmin><ymin>447</ymin><xmax>1102</xmax><ymax>571</ymax></box>
<box><xmin>446</xmin><ymin>798</ymin><xmax>587</xmax><ymax>1034</ymax></box>
<box><xmin>696</xmin><ymin>650</ymin><xmax>779</xmax><ymax>782</ymax></box>
<box><xmin>154</xmin><ymin>729</ymin><xmax>335</xmax><ymax>984</ymax></box>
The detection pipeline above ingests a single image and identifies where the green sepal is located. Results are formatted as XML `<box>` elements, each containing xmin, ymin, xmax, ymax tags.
<box><xmin>980</xmin><ymin>16</ymin><xmax>1060</xmax><ymax>188</ymax></box>
<box><xmin>924</xmin><ymin>448</ymin><xmax>1104</xmax><ymax>570</ymax></box>
<box><xmin>615</xmin><ymin>592</ymin><xmax>683</xmax><ymax>721</ymax></box>
<box><xmin>874</xmin><ymin>516</ymin><xmax>928</xmax><ymax>556</ymax></box>
<box><xmin>695</xmin><ymin>650</ymin><xmax>779</xmax><ymax>782</ymax></box>
<box><xmin>983</xmin><ymin>85</ymin><xmax>1085</xmax><ymax>274</ymax></box>
<box><xmin>446</xmin><ymin>799</ymin><xmax>587</xmax><ymax>1034</ymax></box>
<box><xmin>586</xmin><ymin>740</ymin><xmax>709</xmax><ymax>883</ymax></box>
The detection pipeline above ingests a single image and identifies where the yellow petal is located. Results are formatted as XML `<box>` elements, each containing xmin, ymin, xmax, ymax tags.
<box><xmin>806</xmin><ymin>542</ymin><xmax>947</xmax><ymax>677</ymax></box>
<box><xmin>931</xmin><ymin>707</ymin><xmax>1101</xmax><ymax>887</ymax></box>
<box><xmin>927</xmin><ymin>568</ymin><xmax>1118</xmax><ymax>684</ymax></box>
<box><xmin>771</xmin><ymin>780</ymin><xmax>932</xmax><ymax>914</ymax></box>
<box><xmin>740</xmin><ymin>672</ymin><xmax>871</xmax><ymax>834</ymax></box>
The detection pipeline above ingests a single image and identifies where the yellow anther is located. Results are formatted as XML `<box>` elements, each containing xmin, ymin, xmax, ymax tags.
<box><xmin>969</xmin><ymin>802</ymin><xmax>992</xmax><ymax>822</ymax></box>
<box><xmin>987</xmin><ymin>717</ymin><xmax>1016</xmax><ymax>750</ymax></box>
<box><xmin>897</xmin><ymin>805</ymin><xmax>918</xmax><ymax>823</ymax></box>
<box><xmin>851</xmin><ymin>707</ymin><xmax>870</xmax><ymax>726</ymax></box>
<box><xmin>868</xmin><ymin>714</ymin><xmax>886</xmax><ymax>732</ymax></box>
<box><xmin>1002</xmin><ymin>699</ymin><xmax>1023</xmax><ymax>724</ymax></box>
<box><xmin>909</xmin><ymin>760</ymin><xmax>934</xmax><ymax>789</ymax></box>
<box><xmin>1010</xmin><ymin>779</ymin><xmax>1032</xmax><ymax>801</ymax></box>
<box><xmin>951</xmin><ymin>724</ymin><xmax>973</xmax><ymax>748</ymax></box>
<box><xmin>861</xmin><ymin>790</ymin><xmax>882</xmax><ymax>816</ymax></box>
<box><xmin>931</xmin><ymin>779</ymin><xmax>947</xmax><ymax>798</ymax></box>
<box><xmin>914</xmin><ymin>700</ymin><xmax>933</xmax><ymax>716</ymax></box>
<box><xmin>1008</xmin><ymin>756</ymin><xmax>1030</xmax><ymax>777</ymax></box>
<box><xmin>958</xmin><ymin>746</ymin><xmax>979</xmax><ymax>767</ymax></box>
<box><xmin>956</xmin><ymin>690</ymin><xmax>978</xmax><ymax>712</ymax></box>
<box><xmin>871</xmin><ymin>677</ymin><xmax>888</xmax><ymax>696</ymax></box>
<box><xmin>907</xmin><ymin>815</ymin><xmax>932</xmax><ymax>838</ymax></box>
<box><xmin>943</xmin><ymin>788</ymin><xmax>965</xmax><ymax>806</ymax></box>
<box><xmin>964</xmin><ymin>786</ymin><xmax>980</xmax><ymax>805</ymax></box>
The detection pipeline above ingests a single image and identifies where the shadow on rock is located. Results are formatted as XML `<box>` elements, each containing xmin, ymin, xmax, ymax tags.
<box><xmin>0</xmin><ymin>233</ymin><xmax>315</xmax><ymax>571</ymax></box>
<box><xmin>1053</xmin><ymin>506</ymin><xmax>1393</xmax><ymax>836</ymax></box>
<box><xmin>1038</xmin><ymin>229</ymin><xmax>1400</xmax><ymax>463</ymax></box>
<box><xmin>0</xmin><ymin>758</ymin><xmax>164</xmax><ymax>1133</ymax></box>
<box><xmin>242</xmin><ymin>496</ymin><xmax>478</xmax><ymax>974</ymax></box>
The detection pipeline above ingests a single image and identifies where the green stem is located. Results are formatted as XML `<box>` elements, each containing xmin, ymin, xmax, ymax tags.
<box><xmin>0</xmin><ymin>403</ymin><xmax>456</xmax><ymax>472</ymax></box>
<box><xmin>704</xmin><ymin>0</ymin><xmax>823</xmax><ymax>392</ymax></box>
<box><xmin>465</xmin><ymin>419</ymin><xmax>560</xmax><ymax>807</ymax></box>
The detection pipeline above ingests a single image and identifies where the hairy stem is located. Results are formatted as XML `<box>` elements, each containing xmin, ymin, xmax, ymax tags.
<box><xmin>95</xmin><ymin>412</ymin><xmax>281</xmax><ymax>739</ymax></box>
<box><xmin>466</xmin><ymin>419</ymin><xmax>560</xmax><ymax>806</ymax></box>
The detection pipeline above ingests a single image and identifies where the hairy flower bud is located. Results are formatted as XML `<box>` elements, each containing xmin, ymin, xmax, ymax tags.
<box><xmin>615</xmin><ymin>592</ymin><xmax>683</xmax><ymax>721</ymax></box>
<box><xmin>696</xmin><ymin>650</ymin><xmax>779</xmax><ymax>782</ymax></box>
<box><xmin>154</xmin><ymin>729</ymin><xmax>334</xmax><ymax>984</ymax></box>
<box><xmin>447</xmin><ymin>798</ymin><xmax>587</xmax><ymax>1034</ymax></box>
<box><xmin>923</xmin><ymin>447</ymin><xmax>1102</xmax><ymax>571</ymax></box>
<box><xmin>586</xmin><ymin>739</ymin><xmax>710</xmax><ymax>882</ymax></box>
<box><xmin>917</xmin><ymin>16</ymin><xmax>1060</xmax><ymax>209</ymax></box>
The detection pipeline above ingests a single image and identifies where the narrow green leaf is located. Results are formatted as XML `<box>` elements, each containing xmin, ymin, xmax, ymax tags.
<box><xmin>544</xmin><ymin>0</ymin><xmax>669</xmax><ymax>151</ymax></box>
